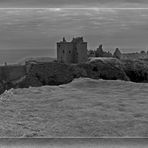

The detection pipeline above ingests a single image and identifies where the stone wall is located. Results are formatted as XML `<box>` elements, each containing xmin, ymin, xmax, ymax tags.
<box><xmin>76</xmin><ymin>42</ymin><xmax>88</xmax><ymax>63</ymax></box>
<box><xmin>120</xmin><ymin>53</ymin><xmax>148</xmax><ymax>60</ymax></box>
<box><xmin>88</xmin><ymin>45</ymin><xmax>112</xmax><ymax>58</ymax></box>
<box><xmin>113</xmin><ymin>48</ymin><xmax>148</xmax><ymax>60</ymax></box>
<box><xmin>57</xmin><ymin>37</ymin><xmax>88</xmax><ymax>64</ymax></box>
<box><xmin>57</xmin><ymin>42</ymin><xmax>74</xmax><ymax>63</ymax></box>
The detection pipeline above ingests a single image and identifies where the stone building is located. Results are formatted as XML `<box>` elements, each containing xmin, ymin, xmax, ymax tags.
<box><xmin>57</xmin><ymin>37</ymin><xmax>87</xmax><ymax>64</ymax></box>
<box><xmin>88</xmin><ymin>44</ymin><xmax>112</xmax><ymax>58</ymax></box>
<box><xmin>113</xmin><ymin>48</ymin><xmax>148</xmax><ymax>60</ymax></box>
<box><xmin>95</xmin><ymin>44</ymin><xmax>112</xmax><ymax>57</ymax></box>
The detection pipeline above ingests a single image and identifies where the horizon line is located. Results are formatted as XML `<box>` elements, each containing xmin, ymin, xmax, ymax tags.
<box><xmin>0</xmin><ymin>7</ymin><xmax>148</xmax><ymax>10</ymax></box>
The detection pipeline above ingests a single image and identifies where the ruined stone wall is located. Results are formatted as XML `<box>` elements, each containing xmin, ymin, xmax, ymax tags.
<box><xmin>120</xmin><ymin>53</ymin><xmax>148</xmax><ymax>60</ymax></box>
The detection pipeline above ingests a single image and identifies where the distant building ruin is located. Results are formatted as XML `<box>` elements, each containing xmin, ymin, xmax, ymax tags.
<box><xmin>113</xmin><ymin>48</ymin><xmax>148</xmax><ymax>60</ymax></box>
<box><xmin>57</xmin><ymin>37</ymin><xmax>88</xmax><ymax>64</ymax></box>
<box><xmin>88</xmin><ymin>44</ymin><xmax>112</xmax><ymax>58</ymax></box>
<box><xmin>113</xmin><ymin>48</ymin><xmax>122</xmax><ymax>59</ymax></box>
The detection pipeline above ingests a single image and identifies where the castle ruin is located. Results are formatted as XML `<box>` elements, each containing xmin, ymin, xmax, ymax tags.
<box><xmin>57</xmin><ymin>37</ymin><xmax>87</xmax><ymax>64</ymax></box>
<box><xmin>113</xmin><ymin>48</ymin><xmax>148</xmax><ymax>60</ymax></box>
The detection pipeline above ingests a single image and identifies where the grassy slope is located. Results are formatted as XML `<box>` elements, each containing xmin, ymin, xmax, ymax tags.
<box><xmin>0</xmin><ymin>78</ymin><xmax>148</xmax><ymax>137</ymax></box>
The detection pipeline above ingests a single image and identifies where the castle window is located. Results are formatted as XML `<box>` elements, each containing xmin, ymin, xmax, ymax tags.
<box><xmin>69</xmin><ymin>51</ymin><xmax>71</xmax><ymax>54</ymax></box>
<box><xmin>63</xmin><ymin>50</ymin><xmax>65</xmax><ymax>54</ymax></box>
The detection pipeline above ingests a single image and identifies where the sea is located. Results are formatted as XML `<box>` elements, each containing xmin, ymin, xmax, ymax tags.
<box><xmin>0</xmin><ymin>49</ymin><xmax>56</xmax><ymax>65</ymax></box>
<box><xmin>0</xmin><ymin>48</ymin><xmax>146</xmax><ymax>65</ymax></box>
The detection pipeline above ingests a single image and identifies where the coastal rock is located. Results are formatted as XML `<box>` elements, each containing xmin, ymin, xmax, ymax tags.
<box><xmin>79</xmin><ymin>57</ymin><xmax>129</xmax><ymax>81</ymax></box>
<box><xmin>2</xmin><ymin>58</ymin><xmax>148</xmax><ymax>94</ymax></box>
<box><xmin>16</xmin><ymin>58</ymin><xmax>129</xmax><ymax>88</ymax></box>
<box><xmin>18</xmin><ymin>76</ymin><xmax>42</xmax><ymax>88</ymax></box>
<box><xmin>19</xmin><ymin>62</ymin><xmax>74</xmax><ymax>87</ymax></box>
<box><xmin>122</xmin><ymin>59</ymin><xmax>148</xmax><ymax>82</ymax></box>
<box><xmin>70</xmin><ymin>64</ymin><xmax>87</xmax><ymax>78</ymax></box>
<box><xmin>0</xmin><ymin>81</ymin><xmax>5</xmax><ymax>94</ymax></box>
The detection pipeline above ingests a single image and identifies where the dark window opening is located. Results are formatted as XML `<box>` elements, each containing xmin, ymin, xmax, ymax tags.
<box><xmin>63</xmin><ymin>50</ymin><xmax>65</xmax><ymax>54</ymax></box>
<box><xmin>69</xmin><ymin>51</ymin><xmax>71</xmax><ymax>54</ymax></box>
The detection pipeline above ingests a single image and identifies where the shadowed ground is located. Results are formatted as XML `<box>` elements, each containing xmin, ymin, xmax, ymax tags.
<box><xmin>0</xmin><ymin>78</ymin><xmax>148</xmax><ymax>137</ymax></box>
<box><xmin>0</xmin><ymin>138</ymin><xmax>148</xmax><ymax>148</ymax></box>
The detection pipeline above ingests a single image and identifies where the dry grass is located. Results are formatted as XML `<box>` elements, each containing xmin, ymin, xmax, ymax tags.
<box><xmin>0</xmin><ymin>78</ymin><xmax>148</xmax><ymax>137</ymax></box>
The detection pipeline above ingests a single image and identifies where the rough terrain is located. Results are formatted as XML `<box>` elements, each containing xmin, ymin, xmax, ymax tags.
<box><xmin>0</xmin><ymin>78</ymin><xmax>148</xmax><ymax>137</ymax></box>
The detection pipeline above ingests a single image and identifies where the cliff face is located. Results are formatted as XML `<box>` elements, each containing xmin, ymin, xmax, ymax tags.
<box><xmin>17</xmin><ymin>58</ymin><xmax>129</xmax><ymax>88</ymax></box>
<box><xmin>78</xmin><ymin>58</ymin><xmax>128</xmax><ymax>80</ymax></box>
<box><xmin>122</xmin><ymin>59</ymin><xmax>148</xmax><ymax>82</ymax></box>
<box><xmin>0</xmin><ymin>65</ymin><xmax>26</xmax><ymax>94</ymax></box>
<box><xmin>0</xmin><ymin>58</ymin><xmax>148</xmax><ymax>94</ymax></box>
<box><xmin>18</xmin><ymin>62</ymin><xmax>74</xmax><ymax>88</ymax></box>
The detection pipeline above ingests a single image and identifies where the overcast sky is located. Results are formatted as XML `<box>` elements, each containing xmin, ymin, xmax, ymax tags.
<box><xmin>0</xmin><ymin>0</ymin><xmax>148</xmax><ymax>8</ymax></box>
<box><xmin>0</xmin><ymin>1</ymin><xmax>148</xmax><ymax>53</ymax></box>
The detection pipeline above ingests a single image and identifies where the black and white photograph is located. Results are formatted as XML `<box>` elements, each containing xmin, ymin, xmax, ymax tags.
<box><xmin>0</xmin><ymin>0</ymin><xmax>148</xmax><ymax>147</ymax></box>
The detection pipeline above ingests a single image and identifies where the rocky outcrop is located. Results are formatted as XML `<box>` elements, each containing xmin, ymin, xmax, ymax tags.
<box><xmin>1</xmin><ymin>58</ymin><xmax>148</xmax><ymax>94</ymax></box>
<box><xmin>0</xmin><ymin>81</ymin><xmax>5</xmax><ymax>94</ymax></box>
<box><xmin>78</xmin><ymin>58</ymin><xmax>129</xmax><ymax>81</ymax></box>
<box><xmin>18</xmin><ymin>62</ymin><xmax>74</xmax><ymax>87</ymax></box>
<box><xmin>113</xmin><ymin>48</ymin><xmax>122</xmax><ymax>59</ymax></box>
<box><xmin>17</xmin><ymin>58</ymin><xmax>129</xmax><ymax>88</ymax></box>
<box><xmin>121</xmin><ymin>59</ymin><xmax>148</xmax><ymax>82</ymax></box>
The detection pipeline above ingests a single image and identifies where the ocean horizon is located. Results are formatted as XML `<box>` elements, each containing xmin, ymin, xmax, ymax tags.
<box><xmin>0</xmin><ymin>49</ymin><xmax>56</xmax><ymax>65</ymax></box>
<box><xmin>0</xmin><ymin>48</ymin><xmax>146</xmax><ymax>65</ymax></box>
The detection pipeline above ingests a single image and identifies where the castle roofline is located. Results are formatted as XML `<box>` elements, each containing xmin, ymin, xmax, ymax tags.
<box><xmin>58</xmin><ymin>36</ymin><xmax>86</xmax><ymax>43</ymax></box>
<box><xmin>57</xmin><ymin>42</ymin><xmax>87</xmax><ymax>44</ymax></box>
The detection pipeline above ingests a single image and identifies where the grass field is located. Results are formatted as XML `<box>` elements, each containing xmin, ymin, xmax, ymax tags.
<box><xmin>0</xmin><ymin>138</ymin><xmax>147</xmax><ymax>148</ymax></box>
<box><xmin>0</xmin><ymin>78</ymin><xmax>148</xmax><ymax>137</ymax></box>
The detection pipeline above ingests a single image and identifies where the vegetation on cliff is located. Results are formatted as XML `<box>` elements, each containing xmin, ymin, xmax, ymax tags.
<box><xmin>17</xmin><ymin>58</ymin><xmax>129</xmax><ymax>88</ymax></box>
<box><xmin>0</xmin><ymin>58</ymin><xmax>148</xmax><ymax>94</ymax></box>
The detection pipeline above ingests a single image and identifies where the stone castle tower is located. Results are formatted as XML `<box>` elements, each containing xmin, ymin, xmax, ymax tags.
<box><xmin>57</xmin><ymin>37</ymin><xmax>87</xmax><ymax>63</ymax></box>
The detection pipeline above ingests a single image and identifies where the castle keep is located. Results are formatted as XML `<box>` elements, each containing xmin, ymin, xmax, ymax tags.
<box><xmin>57</xmin><ymin>37</ymin><xmax>87</xmax><ymax>63</ymax></box>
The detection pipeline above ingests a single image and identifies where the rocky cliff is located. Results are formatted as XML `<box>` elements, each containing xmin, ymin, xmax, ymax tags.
<box><xmin>122</xmin><ymin>59</ymin><xmax>148</xmax><ymax>82</ymax></box>
<box><xmin>17</xmin><ymin>58</ymin><xmax>128</xmax><ymax>88</ymax></box>
<box><xmin>0</xmin><ymin>58</ymin><xmax>148</xmax><ymax>94</ymax></box>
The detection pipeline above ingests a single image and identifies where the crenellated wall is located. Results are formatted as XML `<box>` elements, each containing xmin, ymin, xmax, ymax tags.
<box><xmin>57</xmin><ymin>37</ymin><xmax>88</xmax><ymax>64</ymax></box>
